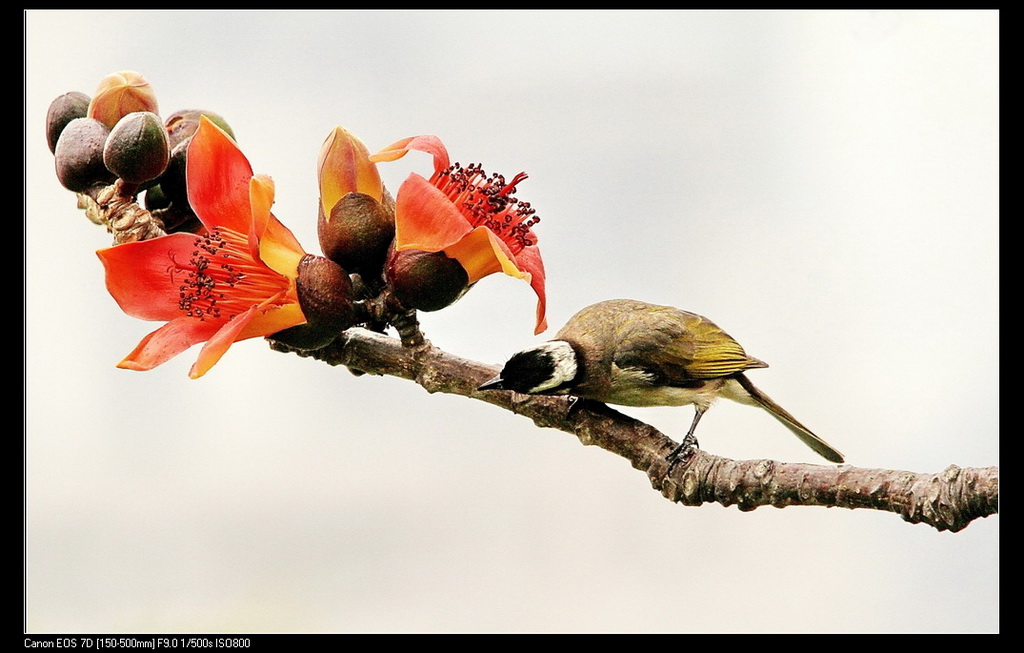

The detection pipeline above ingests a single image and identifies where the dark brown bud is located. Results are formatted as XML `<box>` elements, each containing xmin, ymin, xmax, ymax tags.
<box><xmin>144</xmin><ymin>184</ymin><xmax>200</xmax><ymax>233</ymax></box>
<box><xmin>155</xmin><ymin>140</ymin><xmax>190</xmax><ymax>209</ymax></box>
<box><xmin>54</xmin><ymin>117</ymin><xmax>116</xmax><ymax>193</ymax></box>
<box><xmin>271</xmin><ymin>255</ymin><xmax>361</xmax><ymax>350</ymax></box>
<box><xmin>103</xmin><ymin>111</ymin><xmax>170</xmax><ymax>185</ymax></box>
<box><xmin>46</xmin><ymin>91</ymin><xmax>90</xmax><ymax>154</ymax></box>
<box><xmin>146</xmin><ymin>141</ymin><xmax>202</xmax><ymax>233</ymax></box>
<box><xmin>318</xmin><ymin>192</ymin><xmax>396</xmax><ymax>277</ymax></box>
<box><xmin>385</xmin><ymin>247</ymin><xmax>470</xmax><ymax>312</ymax></box>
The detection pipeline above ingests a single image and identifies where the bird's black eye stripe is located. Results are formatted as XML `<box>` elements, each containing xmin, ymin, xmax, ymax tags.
<box><xmin>505</xmin><ymin>350</ymin><xmax>557</xmax><ymax>393</ymax></box>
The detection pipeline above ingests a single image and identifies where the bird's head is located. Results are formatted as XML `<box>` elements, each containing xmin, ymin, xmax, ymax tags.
<box><xmin>478</xmin><ymin>341</ymin><xmax>579</xmax><ymax>395</ymax></box>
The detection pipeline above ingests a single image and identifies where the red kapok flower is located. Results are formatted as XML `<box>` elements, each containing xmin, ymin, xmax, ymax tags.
<box><xmin>97</xmin><ymin>117</ymin><xmax>308</xmax><ymax>378</ymax></box>
<box><xmin>372</xmin><ymin>136</ymin><xmax>548</xmax><ymax>334</ymax></box>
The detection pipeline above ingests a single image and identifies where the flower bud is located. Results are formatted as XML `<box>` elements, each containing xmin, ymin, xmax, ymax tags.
<box><xmin>45</xmin><ymin>91</ymin><xmax>90</xmax><ymax>153</ymax></box>
<box><xmin>145</xmin><ymin>151</ymin><xmax>203</xmax><ymax>233</ymax></box>
<box><xmin>385</xmin><ymin>247</ymin><xmax>470</xmax><ymax>312</ymax></box>
<box><xmin>54</xmin><ymin>117</ymin><xmax>116</xmax><ymax>192</ymax></box>
<box><xmin>318</xmin><ymin>192</ymin><xmax>395</xmax><ymax>276</ymax></box>
<box><xmin>88</xmin><ymin>71</ymin><xmax>159</xmax><ymax>129</ymax></box>
<box><xmin>103</xmin><ymin>111</ymin><xmax>170</xmax><ymax>184</ymax></box>
<box><xmin>142</xmin><ymin>183</ymin><xmax>169</xmax><ymax>211</ymax></box>
<box><xmin>143</xmin><ymin>184</ymin><xmax>200</xmax><ymax>233</ymax></box>
<box><xmin>164</xmin><ymin>109</ymin><xmax>235</xmax><ymax>150</ymax></box>
<box><xmin>155</xmin><ymin>139</ymin><xmax>190</xmax><ymax>210</ymax></box>
<box><xmin>271</xmin><ymin>255</ymin><xmax>361</xmax><ymax>350</ymax></box>
<box><xmin>318</xmin><ymin>126</ymin><xmax>383</xmax><ymax>209</ymax></box>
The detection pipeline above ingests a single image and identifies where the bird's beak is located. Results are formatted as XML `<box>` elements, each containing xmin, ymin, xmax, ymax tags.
<box><xmin>477</xmin><ymin>375</ymin><xmax>506</xmax><ymax>391</ymax></box>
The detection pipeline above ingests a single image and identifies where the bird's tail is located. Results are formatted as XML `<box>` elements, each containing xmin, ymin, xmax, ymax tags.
<box><xmin>728</xmin><ymin>373</ymin><xmax>845</xmax><ymax>463</ymax></box>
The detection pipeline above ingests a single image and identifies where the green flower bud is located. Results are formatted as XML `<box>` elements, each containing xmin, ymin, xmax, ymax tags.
<box><xmin>272</xmin><ymin>255</ymin><xmax>361</xmax><ymax>350</ymax></box>
<box><xmin>318</xmin><ymin>192</ymin><xmax>395</xmax><ymax>277</ymax></box>
<box><xmin>164</xmin><ymin>109</ymin><xmax>235</xmax><ymax>151</ymax></box>
<box><xmin>142</xmin><ymin>183</ymin><xmax>169</xmax><ymax>211</ymax></box>
<box><xmin>385</xmin><ymin>247</ymin><xmax>470</xmax><ymax>312</ymax></box>
<box><xmin>54</xmin><ymin>117</ymin><xmax>116</xmax><ymax>193</ymax></box>
<box><xmin>45</xmin><ymin>91</ymin><xmax>90</xmax><ymax>154</ymax></box>
<box><xmin>103</xmin><ymin>111</ymin><xmax>170</xmax><ymax>185</ymax></box>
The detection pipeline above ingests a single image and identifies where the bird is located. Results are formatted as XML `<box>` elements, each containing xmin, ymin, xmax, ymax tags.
<box><xmin>478</xmin><ymin>299</ymin><xmax>844</xmax><ymax>463</ymax></box>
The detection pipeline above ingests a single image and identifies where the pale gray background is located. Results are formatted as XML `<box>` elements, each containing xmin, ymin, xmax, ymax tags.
<box><xmin>26</xmin><ymin>10</ymin><xmax>998</xmax><ymax>633</ymax></box>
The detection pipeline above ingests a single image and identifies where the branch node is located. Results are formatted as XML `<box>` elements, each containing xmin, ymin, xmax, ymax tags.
<box><xmin>83</xmin><ymin>180</ymin><xmax>167</xmax><ymax>243</ymax></box>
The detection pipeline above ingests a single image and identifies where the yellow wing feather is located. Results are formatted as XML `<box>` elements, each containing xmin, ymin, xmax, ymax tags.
<box><xmin>614</xmin><ymin>305</ymin><xmax>765</xmax><ymax>382</ymax></box>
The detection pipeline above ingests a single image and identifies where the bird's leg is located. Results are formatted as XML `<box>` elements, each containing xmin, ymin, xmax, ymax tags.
<box><xmin>566</xmin><ymin>395</ymin><xmax>583</xmax><ymax>416</ymax></box>
<box><xmin>667</xmin><ymin>407</ymin><xmax>705</xmax><ymax>466</ymax></box>
<box><xmin>566</xmin><ymin>396</ymin><xmax>608</xmax><ymax>417</ymax></box>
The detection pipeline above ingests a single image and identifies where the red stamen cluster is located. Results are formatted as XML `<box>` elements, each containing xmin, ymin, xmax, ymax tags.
<box><xmin>174</xmin><ymin>228</ymin><xmax>245</xmax><ymax>321</ymax></box>
<box><xmin>171</xmin><ymin>227</ymin><xmax>289</xmax><ymax>322</ymax></box>
<box><xmin>430</xmin><ymin>163</ymin><xmax>540</xmax><ymax>254</ymax></box>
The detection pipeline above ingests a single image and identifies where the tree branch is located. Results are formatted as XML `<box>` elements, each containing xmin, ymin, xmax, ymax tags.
<box><xmin>269</xmin><ymin>328</ymin><xmax>998</xmax><ymax>533</ymax></box>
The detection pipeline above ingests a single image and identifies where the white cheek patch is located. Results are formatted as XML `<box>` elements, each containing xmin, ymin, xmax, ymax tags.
<box><xmin>530</xmin><ymin>341</ymin><xmax>578</xmax><ymax>393</ymax></box>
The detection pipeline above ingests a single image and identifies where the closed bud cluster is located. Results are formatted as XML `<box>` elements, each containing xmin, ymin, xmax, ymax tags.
<box><xmin>47</xmin><ymin>73</ymin><xmax>234</xmax><ymax>235</ymax></box>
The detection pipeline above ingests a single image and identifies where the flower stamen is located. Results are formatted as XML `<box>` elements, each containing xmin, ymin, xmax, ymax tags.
<box><xmin>429</xmin><ymin>162</ymin><xmax>540</xmax><ymax>254</ymax></box>
<box><xmin>172</xmin><ymin>226</ymin><xmax>290</xmax><ymax>322</ymax></box>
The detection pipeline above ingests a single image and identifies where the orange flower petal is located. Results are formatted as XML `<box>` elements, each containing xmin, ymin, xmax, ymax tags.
<box><xmin>443</xmin><ymin>228</ymin><xmax>548</xmax><ymax>334</ymax></box>
<box><xmin>513</xmin><ymin>245</ymin><xmax>548</xmax><ymax>334</ymax></box>
<box><xmin>237</xmin><ymin>298</ymin><xmax>306</xmax><ymax>341</ymax></box>
<box><xmin>444</xmin><ymin>226</ymin><xmax>526</xmax><ymax>283</ymax></box>
<box><xmin>318</xmin><ymin>126</ymin><xmax>383</xmax><ymax>215</ymax></box>
<box><xmin>187</xmin><ymin>117</ymin><xmax>253</xmax><ymax>234</ymax></box>
<box><xmin>187</xmin><ymin>304</ymin><xmax>259</xmax><ymax>379</ymax></box>
<box><xmin>188</xmin><ymin>294</ymin><xmax>306</xmax><ymax>378</ymax></box>
<box><xmin>246</xmin><ymin>174</ymin><xmax>305</xmax><ymax>278</ymax></box>
<box><xmin>248</xmin><ymin>174</ymin><xmax>275</xmax><ymax>242</ymax></box>
<box><xmin>371</xmin><ymin>135</ymin><xmax>450</xmax><ymax>174</ymax></box>
<box><xmin>258</xmin><ymin>217</ymin><xmax>306</xmax><ymax>279</ymax></box>
<box><xmin>98</xmin><ymin>234</ymin><xmax>200</xmax><ymax>321</ymax></box>
<box><xmin>394</xmin><ymin>173</ymin><xmax>473</xmax><ymax>251</ymax></box>
<box><xmin>118</xmin><ymin>316</ymin><xmax>222</xmax><ymax>372</ymax></box>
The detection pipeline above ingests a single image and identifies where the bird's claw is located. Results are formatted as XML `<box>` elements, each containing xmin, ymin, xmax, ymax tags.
<box><xmin>666</xmin><ymin>433</ymin><xmax>699</xmax><ymax>471</ymax></box>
